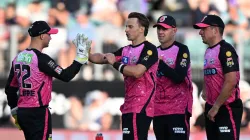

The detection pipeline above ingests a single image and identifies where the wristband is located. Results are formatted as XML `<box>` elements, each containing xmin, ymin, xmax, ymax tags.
<box><xmin>113</xmin><ymin>62</ymin><xmax>126</xmax><ymax>73</ymax></box>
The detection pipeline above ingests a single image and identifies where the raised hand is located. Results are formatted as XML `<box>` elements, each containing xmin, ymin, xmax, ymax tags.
<box><xmin>73</xmin><ymin>33</ymin><xmax>92</xmax><ymax>64</ymax></box>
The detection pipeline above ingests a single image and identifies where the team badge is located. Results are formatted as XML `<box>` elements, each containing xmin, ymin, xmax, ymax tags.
<box><xmin>226</xmin><ymin>51</ymin><xmax>232</xmax><ymax>57</ymax></box>
<box><xmin>147</xmin><ymin>50</ymin><xmax>153</xmax><ymax>56</ymax></box>
<box><xmin>131</xmin><ymin>56</ymin><xmax>137</xmax><ymax>64</ymax></box>
<box><xmin>166</xmin><ymin>58</ymin><xmax>174</xmax><ymax>65</ymax></box>
<box><xmin>209</xmin><ymin>58</ymin><xmax>215</xmax><ymax>64</ymax></box>
<box><xmin>180</xmin><ymin>59</ymin><xmax>187</xmax><ymax>67</ymax></box>
<box><xmin>183</xmin><ymin>53</ymin><xmax>188</xmax><ymax>58</ymax></box>
<box><xmin>226</xmin><ymin>57</ymin><xmax>234</xmax><ymax>67</ymax></box>
<box><xmin>159</xmin><ymin>16</ymin><xmax>167</xmax><ymax>22</ymax></box>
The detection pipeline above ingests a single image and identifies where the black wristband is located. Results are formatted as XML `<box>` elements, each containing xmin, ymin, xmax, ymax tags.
<box><xmin>113</xmin><ymin>62</ymin><xmax>121</xmax><ymax>71</ymax></box>
<box><xmin>113</xmin><ymin>62</ymin><xmax>126</xmax><ymax>73</ymax></box>
<box><xmin>120</xmin><ymin>64</ymin><xmax>126</xmax><ymax>73</ymax></box>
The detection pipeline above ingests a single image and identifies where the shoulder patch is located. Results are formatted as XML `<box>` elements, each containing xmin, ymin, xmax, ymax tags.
<box><xmin>147</xmin><ymin>50</ymin><xmax>152</xmax><ymax>56</ymax></box>
<box><xmin>55</xmin><ymin>66</ymin><xmax>62</xmax><ymax>74</ymax></box>
<box><xmin>183</xmin><ymin>53</ymin><xmax>188</xmax><ymax>58</ymax></box>
<box><xmin>226</xmin><ymin>51</ymin><xmax>232</xmax><ymax>57</ymax></box>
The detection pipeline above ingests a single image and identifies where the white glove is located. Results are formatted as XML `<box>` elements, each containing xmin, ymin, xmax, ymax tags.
<box><xmin>72</xmin><ymin>33</ymin><xmax>92</xmax><ymax>64</ymax></box>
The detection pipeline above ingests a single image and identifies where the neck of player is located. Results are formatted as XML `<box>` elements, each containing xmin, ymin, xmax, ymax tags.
<box><xmin>161</xmin><ymin>38</ymin><xmax>175</xmax><ymax>49</ymax></box>
<box><xmin>132</xmin><ymin>36</ymin><xmax>146</xmax><ymax>46</ymax></box>
<box><xmin>29</xmin><ymin>39</ymin><xmax>43</xmax><ymax>52</ymax></box>
<box><xmin>208</xmin><ymin>36</ymin><xmax>223</xmax><ymax>47</ymax></box>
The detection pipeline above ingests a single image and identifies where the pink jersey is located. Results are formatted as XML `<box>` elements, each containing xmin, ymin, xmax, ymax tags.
<box><xmin>11</xmin><ymin>50</ymin><xmax>52</xmax><ymax>107</ymax></box>
<box><xmin>204</xmin><ymin>40</ymin><xmax>240</xmax><ymax>105</ymax></box>
<box><xmin>114</xmin><ymin>41</ymin><xmax>158</xmax><ymax>117</ymax></box>
<box><xmin>5</xmin><ymin>48</ymin><xmax>82</xmax><ymax>109</ymax></box>
<box><xmin>154</xmin><ymin>41</ymin><xmax>193</xmax><ymax>116</ymax></box>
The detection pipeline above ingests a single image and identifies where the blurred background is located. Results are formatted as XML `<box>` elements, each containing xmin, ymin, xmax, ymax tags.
<box><xmin>0</xmin><ymin>0</ymin><xmax>249</xmax><ymax>139</ymax></box>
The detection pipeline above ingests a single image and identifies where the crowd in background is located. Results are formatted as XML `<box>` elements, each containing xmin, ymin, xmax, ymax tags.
<box><xmin>0</xmin><ymin>0</ymin><xmax>250</xmax><ymax>133</ymax></box>
<box><xmin>0</xmin><ymin>0</ymin><xmax>250</xmax><ymax>80</ymax></box>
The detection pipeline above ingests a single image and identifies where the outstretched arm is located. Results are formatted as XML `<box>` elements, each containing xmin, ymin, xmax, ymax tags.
<box><xmin>38</xmin><ymin>34</ymin><xmax>92</xmax><ymax>82</ymax></box>
<box><xmin>89</xmin><ymin>53</ymin><xmax>109</xmax><ymax>64</ymax></box>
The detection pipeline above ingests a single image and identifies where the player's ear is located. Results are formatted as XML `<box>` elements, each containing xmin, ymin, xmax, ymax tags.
<box><xmin>213</xmin><ymin>28</ymin><xmax>215</xmax><ymax>34</ymax></box>
<box><xmin>140</xmin><ymin>26</ymin><xmax>145</xmax><ymax>33</ymax></box>
<box><xmin>173</xmin><ymin>27</ymin><xmax>177</xmax><ymax>33</ymax></box>
<box><xmin>213</xmin><ymin>27</ymin><xmax>217</xmax><ymax>34</ymax></box>
<box><xmin>40</xmin><ymin>34</ymin><xmax>44</xmax><ymax>40</ymax></box>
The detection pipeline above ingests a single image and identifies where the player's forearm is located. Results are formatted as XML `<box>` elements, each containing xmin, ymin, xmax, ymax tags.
<box><xmin>214</xmin><ymin>80</ymin><xmax>236</xmax><ymax>108</ymax></box>
<box><xmin>5</xmin><ymin>67</ymin><xmax>19</xmax><ymax>109</ymax></box>
<box><xmin>162</xmin><ymin>65</ymin><xmax>186</xmax><ymax>83</ymax></box>
<box><xmin>122</xmin><ymin>65</ymin><xmax>144</xmax><ymax>78</ymax></box>
<box><xmin>89</xmin><ymin>53</ymin><xmax>108</xmax><ymax>64</ymax></box>
<box><xmin>112</xmin><ymin>62</ymin><xmax>146</xmax><ymax>78</ymax></box>
<box><xmin>5</xmin><ymin>89</ymin><xmax>18</xmax><ymax>109</ymax></box>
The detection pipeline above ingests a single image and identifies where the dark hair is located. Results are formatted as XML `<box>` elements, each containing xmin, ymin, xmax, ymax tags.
<box><xmin>128</xmin><ymin>12</ymin><xmax>149</xmax><ymax>36</ymax></box>
<box><xmin>218</xmin><ymin>27</ymin><xmax>224</xmax><ymax>36</ymax></box>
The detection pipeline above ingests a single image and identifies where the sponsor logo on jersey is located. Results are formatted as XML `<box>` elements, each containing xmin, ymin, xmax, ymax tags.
<box><xmin>122</xmin><ymin>56</ymin><xmax>129</xmax><ymax>64</ymax></box>
<box><xmin>48</xmin><ymin>60</ymin><xmax>57</xmax><ymax>69</ymax></box>
<box><xmin>204</xmin><ymin>68</ymin><xmax>217</xmax><ymax>75</ymax></box>
<box><xmin>123</xmin><ymin>128</ymin><xmax>130</xmax><ymax>134</ymax></box>
<box><xmin>17</xmin><ymin>53</ymin><xmax>33</xmax><ymax>64</ymax></box>
<box><xmin>143</xmin><ymin>50</ymin><xmax>153</xmax><ymax>61</ymax></box>
<box><xmin>219</xmin><ymin>126</ymin><xmax>231</xmax><ymax>133</ymax></box>
<box><xmin>173</xmin><ymin>127</ymin><xmax>186</xmax><ymax>134</ymax></box>
<box><xmin>204</xmin><ymin>59</ymin><xmax>207</xmax><ymax>66</ymax></box>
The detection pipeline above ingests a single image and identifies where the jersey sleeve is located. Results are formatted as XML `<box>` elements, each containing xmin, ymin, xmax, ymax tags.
<box><xmin>4</xmin><ymin>62</ymin><xmax>19</xmax><ymax>109</ymax></box>
<box><xmin>159</xmin><ymin>45</ymin><xmax>190</xmax><ymax>83</ymax></box>
<box><xmin>219</xmin><ymin>44</ymin><xmax>239</xmax><ymax>74</ymax></box>
<box><xmin>38</xmin><ymin>53</ymin><xmax>82</xmax><ymax>82</ymax></box>
<box><xmin>137</xmin><ymin>43</ymin><xmax>158</xmax><ymax>70</ymax></box>
<box><xmin>113</xmin><ymin>47</ymin><xmax>124</xmax><ymax>62</ymax></box>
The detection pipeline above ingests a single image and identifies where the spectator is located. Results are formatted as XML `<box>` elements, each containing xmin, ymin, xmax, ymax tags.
<box><xmin>63</xmin><ymin>96</ymin><xmax>84</xmax><ymax>129</ymax></box>
<box><xmin>188</xmin><ymin>0</ymin><xmax>218</xmax><ymax>24</ymax></box>
<box><xmin>0</xmin><ymin>8</ymin><xmax>9</xmax><ymax>75</ymax></box>
<box><xmin>15</xmin><ymin>8</ymin><xmax>31</xmax><ymax>51</ymax></box>
<box><xmin>5</xmin><ymin>3</ymin><xmax>16</xmax><ymax>25</ymax></box>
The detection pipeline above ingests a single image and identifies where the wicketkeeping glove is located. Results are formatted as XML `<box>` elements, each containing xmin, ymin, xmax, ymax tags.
<box><xmin>72</xmin><ymin>33</ymin><xmax>92</xmax><ymax>64</ymax></box>
<box><xmin>11</xmin><ymin>107</ymin><xmax>22</xmax><ymax>130</ymax></box>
